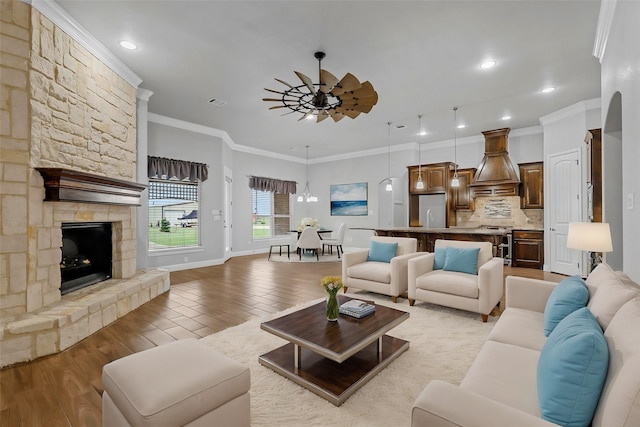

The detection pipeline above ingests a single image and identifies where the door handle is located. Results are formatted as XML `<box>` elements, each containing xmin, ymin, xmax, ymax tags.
<box><xmin>550</xmin><ymin>228</ymin><xmax>556</xmax><ymax>231</ymax></box>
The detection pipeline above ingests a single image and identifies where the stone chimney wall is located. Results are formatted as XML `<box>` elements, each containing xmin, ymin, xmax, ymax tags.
<box><xmin>1</xmin><ymin>0</ymin><xmax>138</xmax><ymax>319</ymax></box>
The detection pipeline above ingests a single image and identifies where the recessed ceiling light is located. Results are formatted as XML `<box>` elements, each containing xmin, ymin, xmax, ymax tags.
<box><xmin>418</xmin><ymin>131</ymin><xmax>427</xmax><ymax>136</ymax></box>
<box><xmin>457</xmin><ymin>124</ymin><xmax>466</xmax><ymax>129</ymax></box>
<box><xmin>541</xmin><ymin>86</ymin><xmax>556</xmax><ymax>93</ymax></box>
<box><xmin>480</xmin><ymin>60</ymin><xmax>496</xmax><ymax>69</ymax></box>
<box><xmin>502</xmin><ymin>115</ymin><xmax>512</xmax><ymax>121</ymax></box>
<box><xmin>119</xmin><ymin>40</ymin><xmax>138</xmax><ymax>50</ymax></box>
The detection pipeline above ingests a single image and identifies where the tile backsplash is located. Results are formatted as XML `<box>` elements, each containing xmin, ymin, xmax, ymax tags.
<box><xmin>456</xmin><ymin>196</ymin><xmax>543</xmax><ymax>229</ymax></box>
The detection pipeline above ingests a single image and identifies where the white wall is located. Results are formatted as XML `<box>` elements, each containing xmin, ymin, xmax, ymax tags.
<box><xmin>540</xmin><ymin>99</ymin><xmax>602</xmax><ymax>273</ymax></box>
<box><xmin>600</xmin><ymin>0</ymin><xmax>640</xmax><ymax>281</ymax></box>
<box><xmin>145</xmin><ymin>122</ymin><xmax>224</xmax><ymax>269</ymax></box>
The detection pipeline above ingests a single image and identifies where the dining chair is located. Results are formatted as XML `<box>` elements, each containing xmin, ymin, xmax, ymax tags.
<box><xmin>322</xmin><ymin>223</ymin><xmax>346</xmax><ymax>258</ymax></box>
<box><xmin>296</xmin><ymin>226</ymin><xmax>322</xmax><ymax>260</ymax></box>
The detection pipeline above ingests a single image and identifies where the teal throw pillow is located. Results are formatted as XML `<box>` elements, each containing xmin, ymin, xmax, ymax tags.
<box><xmin>537</xmin><ymin>307</ymin><xmax>609</xmax><ymax>427</ymax></box>
<box><xmin>367</xmin><ymin>241</ymin><xmax>398</xmax><ymax>263</ymax></box>
<box><xmin>442</xmin><ymin>247</ymin><xmax>480</xmax><ymax>275</ymax></box>
<box><xmin>433</xmin><ymin>247</ymin><xmax>447</xmax><ymax>270</ymax></box>
<box><xmin>544</xmin><ymin>276</ymin><xmax>589</xmax><ymax>336</ymax></box>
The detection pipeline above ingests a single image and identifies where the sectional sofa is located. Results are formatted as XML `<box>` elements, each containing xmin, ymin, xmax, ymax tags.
<box><xmin>411</xmin><ymin>263</ymin><xmax>640</xmax><ymax>427</ymax></box>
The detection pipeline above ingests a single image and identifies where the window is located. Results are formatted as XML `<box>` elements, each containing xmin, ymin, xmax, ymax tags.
<box><xmin>252</xmin><ymin>189</ymin><xmax>291</xmax><ymax>238</ymax></box>
<box><xmin>148</xmin><ymin>179</ymin><xmax>200</xmax><ymax>250</ymax></box>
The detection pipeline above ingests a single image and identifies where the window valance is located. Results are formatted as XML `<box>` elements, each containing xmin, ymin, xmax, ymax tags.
<box><xmin>248</xmin><ymin>176</ymin><xmax>297</xmax><ymax>194</ymax></box>
<box><xmin>148</xmin><ymin>156</ymin><xmax>208</xmax><ymax>182</ymax></box>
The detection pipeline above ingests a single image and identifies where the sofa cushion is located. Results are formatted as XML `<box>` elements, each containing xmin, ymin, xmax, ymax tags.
<box><xmin>461</xmin><ymin>340</ymin><xmax>541</xmax><ymax>417</ymax></box>
<box><xmin>433</xmin><ymin>247</ymin><xmax>446</xmax><ymax>270</ymax></box>
<box><xmin>543</xmin><ymin>275</ymin><xmax>589</xmax><ymax>336</ymax></box>
<box><xmin>347</xmin><ymin>262</ymin><xmax>391</xmax><ymax>284</ymax></box>
<box><xmin>415</xmin><ymin>270</ymin><xmax>479</xmax><ymax>298</ymax></box>
<box><xmin>443</xmin><ymin>247</ymin><xmax>481</xmax><ymax>275</ymax></box>
<box><xmin>537</xmin><ymin>307</ymin><xmax>609</xmax><ymax>427</ymax></box>
<box><xmin>592</xmin><ymin>298</ymin><xmax>640</xmax><ymax>427</ymax></box>
<box><xmin>487</xmin><ymin>307</ymin><xmax>547</xmax><ymax>352</ymax></box>
<box><xmin>585</xmin><ymin>262</ymin><xmax>614</xmax><ymax>298</ymax></box>
<box><xmin>367</xmin><ymin>241</ymin><xmax>398</xmax><ymax>263</ymax></box>
<box><xmin>587</xmin><ymin>271</ymin><xmax>639</xmax><ymax>330</ymax></box>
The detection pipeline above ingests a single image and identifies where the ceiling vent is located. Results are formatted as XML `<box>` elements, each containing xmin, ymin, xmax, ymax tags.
<box><xmin>207</xmin><ymin>98</ymin><xmax>227</xmax><ymax>107</ymax></box>
<box><xmin>469</xmin><ymin>128</ymin><xmax>521</xmax><ymax>197</ymax></box>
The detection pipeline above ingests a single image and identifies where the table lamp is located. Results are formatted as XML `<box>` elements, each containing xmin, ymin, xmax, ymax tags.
<box><xmin>567</xmin><ymin>222</ymin><xmax>613</xmax><ymax>273</ymax></box>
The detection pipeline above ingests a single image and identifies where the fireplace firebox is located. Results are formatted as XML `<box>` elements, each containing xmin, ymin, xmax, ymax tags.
<box><xmin>60</xmin><ymin>222</ymin><xmax>112</xmax><ymax>295</ymax></box>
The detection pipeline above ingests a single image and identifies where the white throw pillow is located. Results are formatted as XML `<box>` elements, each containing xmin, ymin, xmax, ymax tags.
<box><xmin>587</xmin><ymin>277</ymin><xmax>638</xmax><ymax>330</ymax></box>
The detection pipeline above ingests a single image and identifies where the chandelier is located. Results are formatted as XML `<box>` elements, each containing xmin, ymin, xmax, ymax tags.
<box><xmin>297</xmin><ymin>145</ymin><xmax>318</xmax><ymax>202</ymax></box>
<box><xmin>263</xmin><ymin>52</ymin><xmax>378</xmax><ymax>123</ymax></box>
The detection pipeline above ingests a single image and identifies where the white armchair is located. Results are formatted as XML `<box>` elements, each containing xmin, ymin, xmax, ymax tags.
<box><xmin>408</xmin><ymin>239</ymin><xmax>503</xmax><ymax>322</ymax></box>
<box><xmin>342</xmin><ymin>236</ymin><xmax>421</xmax><ymax>303</ymax></box>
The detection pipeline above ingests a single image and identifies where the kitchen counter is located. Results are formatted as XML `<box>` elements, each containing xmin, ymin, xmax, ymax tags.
<box><xmin>376</xmin><ymin>227</ymin><xmax>510</xmax><ymax>235</ymax></box>
<box><xmin>374</xmin><ymin>227</ymin><xmax>509</xmax><ymax>255</ymax></box>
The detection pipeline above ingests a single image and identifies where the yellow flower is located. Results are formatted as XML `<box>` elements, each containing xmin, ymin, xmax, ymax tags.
<box><xmin>321</xmin><ymin>276</ymin><xmax>343</xmax><ymax>293</ymax></box>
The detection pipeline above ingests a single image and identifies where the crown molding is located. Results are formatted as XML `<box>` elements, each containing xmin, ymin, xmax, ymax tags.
<box><xmin>539</xmin><ymin>98</ymin><xmax>602</xmax><ymax>126</ymax></box>
<box><xmin>25</xmin><ymin>0</ymin><xmax>143</xmax><ymax>87</ymax></box>
<box><xmin>593</xmin><ymin>0</ymin><xmax>618</xmax><ymax>62</ymax></box>
<box><xmin>136</xmin><ymin>88</ymin><xmax>154</xmax><ymax>102</ymax></box>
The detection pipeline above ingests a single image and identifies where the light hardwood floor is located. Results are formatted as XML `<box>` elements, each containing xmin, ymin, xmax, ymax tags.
<box><xmin>0</xmin><ymin>254</ymin><xmax>565</xmax><ymax>426</ymax></box>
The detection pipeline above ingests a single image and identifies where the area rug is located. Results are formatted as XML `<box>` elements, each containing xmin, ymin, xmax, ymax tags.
<box><xmin>199</xmin><ymin>294</ymin><xmax>497</xmax><ymax>426</ymax></box>
<box><xmin>268</xmin><ymin>250</ymin><xmax>342</xmax><ymax>263</ymax></box>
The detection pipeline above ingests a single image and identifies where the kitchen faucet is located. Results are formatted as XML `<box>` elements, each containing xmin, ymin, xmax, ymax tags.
<box><xmin>425</xmin><ymin>209</ymin><xmax>432</xmax><ymax>229</ymax></box>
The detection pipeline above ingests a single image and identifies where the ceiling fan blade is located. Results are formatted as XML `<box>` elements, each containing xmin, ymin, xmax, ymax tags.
<box><xmin>316</xmin><ymin>111</ymin><xmax>330</xmax><ymax>123</ymax></box>
<box><xmin>320</xmin><ymin>69</ymin><xmax>339</xmax><ymax>93</ymax></box>
<box><xmin>336</xmin><ymin>106</ymin><xmax>361</xmax><ymax>119</ymax></box>
<box><xmin>329</xmin><ymin>110</ymin><xmax>345</xmax><ymax>122</ymax></box>
<box><xmin>294</xmin><ymin>71</ymin><xmax>316</xmax><ymax>94</ymax></box>
<box><xmin>330</xmin><ymin>73</ymin><xmax>361</xmax><ymax>96</ymax></box>
<box><xmin>264</xmin><ymin>88</ymin><xmax>287</xmax><ymax>95</ymax></box>
<box><xmin>262</xmin><ymin>98</ymin><xmax>290</xmax><ymax>102</ymax></box>
<box><xmin>274</xmin><ymin>78</ymin><xmax>296</xmax><ymax>89</ymax></box>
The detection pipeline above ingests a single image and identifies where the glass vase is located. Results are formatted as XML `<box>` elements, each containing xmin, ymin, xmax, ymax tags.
<box><xmin>326</xmin><ymin>292</ymin><xmax>339</xmax><ymax>321</ymax></box>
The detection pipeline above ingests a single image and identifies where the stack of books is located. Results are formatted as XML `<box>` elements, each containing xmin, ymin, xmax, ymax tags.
<box><xmin>339</xmin><ymin>299</ymin><xmax>375</xmax><ymax>318</ymax></box>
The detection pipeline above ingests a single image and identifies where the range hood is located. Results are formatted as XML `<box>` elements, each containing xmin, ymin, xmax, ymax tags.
<box><xmin>469</xmin><ymin>128</ymin><xmax>520</xmax><ymax>197</ymax></box>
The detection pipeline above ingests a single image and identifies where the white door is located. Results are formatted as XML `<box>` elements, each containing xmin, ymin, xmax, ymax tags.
<box><xmin>224</xmin><ymin>169</ymin><xmax>233</xmax><ymax>259</ymax></box>
<box><xmin>548</xmin><ymin>150</ymin><xmax>581</xmax><ymax>275</ymax></box>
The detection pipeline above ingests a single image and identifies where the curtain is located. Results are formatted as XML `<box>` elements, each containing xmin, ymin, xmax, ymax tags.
<box><xmin>248</xmin><ymin>176</ymin><xmax>297</xmax><ymax>194</ymax></box>
<box><xmin>148</xmin><ymin>156</ymin><xmax>208</xmax><ymax>182</ymax></box>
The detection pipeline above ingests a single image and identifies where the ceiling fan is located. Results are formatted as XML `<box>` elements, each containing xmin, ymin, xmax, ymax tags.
<box><xmin>263</xmin><ymin>51</ymin><xmax>378</xmax><ymax>123</ymax></box>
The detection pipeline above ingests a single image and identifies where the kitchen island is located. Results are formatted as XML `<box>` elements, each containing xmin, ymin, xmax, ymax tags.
<box><xmin>374</xmin><ymin>227</ymin><xmax>509</xmax><ymax>255</ymax></box>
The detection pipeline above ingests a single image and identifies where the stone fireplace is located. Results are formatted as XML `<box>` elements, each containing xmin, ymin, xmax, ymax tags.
<box><xmin>60</xmin><ymin>221</ymin><xmax>113</xmax><ymax>295</ymax></box>
<box><xmin>0</xmin><ymin>0</ymin><xmax>168</xmax><ymax>368</ymax></box>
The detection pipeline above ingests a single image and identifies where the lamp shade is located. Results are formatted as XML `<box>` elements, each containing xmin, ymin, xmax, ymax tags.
<box><xmin>567</xmin><ymin>222</ymin><xmax>613</xmax><ymax>252</ymax></box>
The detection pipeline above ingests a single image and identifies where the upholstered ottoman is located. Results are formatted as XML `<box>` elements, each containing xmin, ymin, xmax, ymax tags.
<box><xmin>102</xmin><ymin>338</ymin><xmax>250</xmax><ymax>427</ymax></box>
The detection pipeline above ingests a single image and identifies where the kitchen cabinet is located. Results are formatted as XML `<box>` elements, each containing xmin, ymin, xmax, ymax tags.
<box><xmin>453</xmin><ymin>168</ymin><xmax>476</xmax><ymax>211</ymax></box>
<box><xmin>519</xmin><ymin>162</ymin><xmax>544</xmax><ymax>209</ymax></box>
<box><xmin>512</xmin><ymin>230</ymin><xmax>544</xmax><ymax>269</ymax></box>
<box><xmin>408</xmin><ymin>163</ymin><xmax>456</xmax><ymax>227</ymax></box>
<box><xmin>408</xmin><ymin>163</ymin><xmax>453</xmax><ymax>194</ymax></box>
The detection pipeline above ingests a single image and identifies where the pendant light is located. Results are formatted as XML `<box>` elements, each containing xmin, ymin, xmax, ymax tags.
<box><xmin>297</xmin><ymin>145</ymin><xmax>318</xmax><ymax>202</ymax></box>
<box><xmin>385</xmin><ymin>121</ymin><xmax>393</xmax><ymax>191</ymax></box>
<box><xmin>416</xmin><ymin>114</ymin><xmax>425</xmax><ymax>190</ymax></box>
<box><xmin>451</xmin><ymin>107</ymin><xmax>460</xmax><ymax>188</ymax></box>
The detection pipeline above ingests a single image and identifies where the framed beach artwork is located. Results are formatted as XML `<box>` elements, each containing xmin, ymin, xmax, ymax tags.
<box><xmin>330</xmin><ymin>182</ymin><xmax>368</xmax><ymax>216</ymax></box>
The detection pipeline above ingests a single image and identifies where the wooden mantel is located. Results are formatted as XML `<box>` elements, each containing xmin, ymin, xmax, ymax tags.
<box><xmin>36</xmin><ymin>168</ymin><xmax>147</xmax><ymax>206</ymax></box>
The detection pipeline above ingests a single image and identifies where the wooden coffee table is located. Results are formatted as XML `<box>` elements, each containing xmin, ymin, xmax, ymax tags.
<box><xmin>258</xmin><ymin>295</ymin><xmax>409</xmax><ymax>406</ymax></box>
